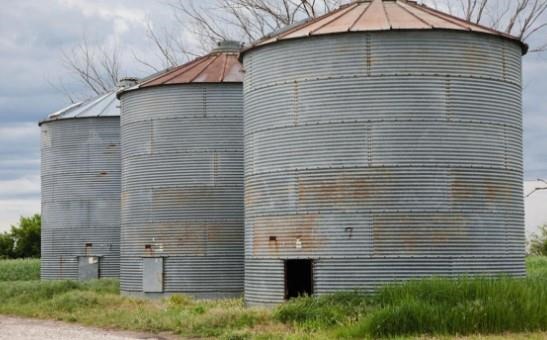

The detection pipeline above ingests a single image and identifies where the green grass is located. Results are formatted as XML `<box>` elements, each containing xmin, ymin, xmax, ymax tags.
<box><xmin>0</xmin><ymin>257</ymin><xmax>546</xmax><ymax>339</ymax></box>
<box><xmin>0</xmin><ymin>279</ymin><xmax>274</xmax><ymax>338</ymax></box>
<box><xmin>276</xmin><ymin>257</ymin><xmax>547</xmax><ymax>339</ymax></box>
<box><xmin>0</xmin><ymin>258</ymin><xmax>40</xmax><ymax>281</ymax></box>
<box><xmin>338</xmin><ymin>277</ymin><xmax>547</xmax><ymax>338</ymax></box>
<box><xmin>526</xmin><ymin>256</ymin><xmax>547</xmax><ymax>278</ymax></box>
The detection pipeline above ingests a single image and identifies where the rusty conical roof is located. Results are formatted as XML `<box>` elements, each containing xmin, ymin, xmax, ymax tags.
<box><xmin>138</xmin><ymin>40</ymin><xmax>243</xmax><ymax>88</ymax></box>
<box><xmin>244</xmin><ymin>0</ymin><xmax>527</xmax><ymax>54</ymax></box>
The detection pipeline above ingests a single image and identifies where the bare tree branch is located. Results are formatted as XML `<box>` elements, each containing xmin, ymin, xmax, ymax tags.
<box><xmin>168</xmin><ymin>0</ymin><xmax>346</xmax><ymax>49</ymax></box>
<box><xmin>424</xmin><ymin>0</ymin><xmax>547</xmax><ymax>52</ymax></box>
<box><xmin>525</xmin><ymin>178</ymin><xmax>547</xmax><ymax>198</ymax></box>
<box><xmin>59</xmin><ymin>35</ymin><xmax>121</xmax><ymax>97</ymax></box>
<box><xmin>46</xmin><ymin>77</ymin><xmax>78</xmax><ymax>104</ymax></box>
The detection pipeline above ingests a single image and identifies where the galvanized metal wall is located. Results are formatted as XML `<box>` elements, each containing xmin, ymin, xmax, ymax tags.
<box><xmin>41</xmin><ymin>117</ymin><xmax>121</xmax><ymax>280</ymax></box>
<box><xmin>120</xmin><ymin>84</ymin><xmax>244</xmax><ymax>298</ymax></box>
<box><xmin>243</xmin><ymin>30</ymin><xmax>525</xmax><ymax>305</ymax></box>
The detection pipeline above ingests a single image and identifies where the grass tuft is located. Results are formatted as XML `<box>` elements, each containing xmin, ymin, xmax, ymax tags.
<box><xmin>0</xmin><ymin>258</ymin><xmax>40</xmax><ymax>281</ymax></box>
<box><xmin>274</xmin><ymin>291</ymin><xmax>371</xmax><ymax>329</ymax></box>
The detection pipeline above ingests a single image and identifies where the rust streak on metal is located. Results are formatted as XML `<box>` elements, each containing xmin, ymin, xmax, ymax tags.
<box><xmin>252</xmin><ymin>214</ymin><xmax>323</xmax><ymax>256</ymax></box>
<box><xmin>372</xmin><ymin>213</ymin><xmax>469</xmax><ymax>254</ymax></box>
<box><xmin>297</xmin><ymin>175</ymin><xmax>372</xmax><ymax>206</ymax></box>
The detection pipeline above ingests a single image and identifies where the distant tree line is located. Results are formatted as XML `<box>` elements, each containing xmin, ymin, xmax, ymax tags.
<box><xmin>0</xmin><ymin>214</ymin><xmax>41</xmax><ymax>259</ymax></box>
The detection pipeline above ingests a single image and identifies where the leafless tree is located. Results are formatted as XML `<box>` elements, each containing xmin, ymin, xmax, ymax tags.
<box><xmin>133</xmin><ymin>0</ymin><xmax>347</xmax><ymax>72</ymax></box>
<box><xmin>168</xmin><ymin>0</ymin><xmax>347</xmax><ymax>51</ymax></box>
<box><xmin>60</xmin><ymin>36</ymin><xmax>122</xmax><ymax>98</ymax></box>
<box><xmin>134</xmin><ymin>20</ymin><xmax>201</xmax><ymax>72</ymax></box>
<box><xmin>423</xmin><ymin>0</ymin><xmax>547</xmax><ymax>51</ymax></box>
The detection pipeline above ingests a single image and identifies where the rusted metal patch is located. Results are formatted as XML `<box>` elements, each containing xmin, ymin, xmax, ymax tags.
<box><xmin>372</xmin><ymin>212</ymin><xmax>469</xmax><ymax>255</ymax></box>
<box><xmin>251</xmin><ymin>214</ymin><xmax>323</xmax><ymax>256</ymax></box>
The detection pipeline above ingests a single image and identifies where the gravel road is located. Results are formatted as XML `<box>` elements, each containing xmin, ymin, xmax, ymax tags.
<box><xmin>0</xmin><ymin>316</ymin><xmax>174</xmax><ymax>340</ymax></box>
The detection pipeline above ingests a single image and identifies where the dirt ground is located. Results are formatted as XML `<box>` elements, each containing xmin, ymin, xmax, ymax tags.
<box><xmin>0</xmin><ymin>316</ymin><xmax>175</xmax><ymax>340</ymax></box>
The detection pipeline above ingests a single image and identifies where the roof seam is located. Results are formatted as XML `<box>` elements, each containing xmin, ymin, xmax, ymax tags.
<box><xmin>415</xmin><ymin>2</ymin><xmax>516</xmax><ymax>38</ymax></box>
<box><xmin>382</xmin><ymin>0</ymin><xmax>392</xmax><ymax>29</ymax></box>
<box><xmin>220</xmin><ymin>54</ymin><xmax>228</xmax><ymax>82</ymax></box>
<box><xmin>276</xmin><ymin>2</ymin><xmax>355</xmax><ymax>40</ymax></box>
<box><xmin>397</xmin><ymin>0</ymin><xmax>433</xmax><ymax>28</ymax></box>
<box><xmin>309</xmin><ymin>2</ymin><xmax>360</xmax><ymax>35</ymax></box>
<box><xmin>349</xmin><ymin>1</ymin><xmax>373</xmax><ymax>31</ymax></box>
<box><xmin>75</xmin><ymin>92</ymin><xmax>110</xmax><ymax>118</ymax></box>
<box><xmin>49</xmin><ymin>102</ymin><xmax>83</xmax><ymax>118</ymax></box>
<box><xmin>44</xmin><ymin>90</ymin><xmax>120</xmax><ymax>122</ymax></box>
<box><xmin>162</xmin><ymin>57</ymin><xmax>210</xmax><ymax>84</ymax></box>
<box><xmin>406</xmin><ymin>1</ymin><xmax>472</xmax><ymax>31</ymax></box>
<box><xmin>98</xmin><ymin>95</ymin><xmax>117</xmax><ymax>117</ymax></box>
<box><xmin>141</xmin><ymin>55</ymin><xmax>209</xmax><ymax>86</ymax></box>
<box><xmin>190</xmin><ymin>53</ymin><xmax>221</xmax><ymax>83</ymax></box>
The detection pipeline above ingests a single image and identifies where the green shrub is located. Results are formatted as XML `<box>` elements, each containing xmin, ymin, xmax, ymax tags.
<box><xmin>530</xmin><ymin>225</ymin><xmax>547</xmax><ymax>256</ymax></box>
<box><xmin>0</xmin><ymin>233</ymin><xmax>15</xmax><ymax>258</ymax></box>
<box><xmin>0</xmin><ymin>214</ymin><xmax>41</xmax><ymax>259</ymax></box>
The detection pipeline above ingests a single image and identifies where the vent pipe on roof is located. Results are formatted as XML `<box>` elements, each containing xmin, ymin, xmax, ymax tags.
<box><xmin>117</xmin><ymin>77</ymin><xmax>138</xmax><ymax>89</ymax></box>
<box><xmin>212</xmin><ymin>40</ymin><xmax>243</xmax><ymax>53</ymax></box>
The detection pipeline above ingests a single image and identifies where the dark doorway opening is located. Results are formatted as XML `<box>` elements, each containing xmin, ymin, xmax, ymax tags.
<box><xmin>284</xmin><ymin>259</ymin><xmax>313</xmax><ymax>299</ymax></box>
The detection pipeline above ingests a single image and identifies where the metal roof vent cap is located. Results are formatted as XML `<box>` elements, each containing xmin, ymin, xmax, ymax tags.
<box><xmin>212</xmin><ymin>40</ymin><xmax>242</xmax><ymax>53</ymax></box>
<box><xmin>117</xmin><ymin>77</ymin><xmax>138</xmax><ymax>89</ymax></box>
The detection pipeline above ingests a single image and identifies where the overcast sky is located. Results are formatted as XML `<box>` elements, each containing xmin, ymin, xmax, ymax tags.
<box><xmin>0</xmin><ymin>0</ymin><xmax>546</xmax><ymax>233</ymax></box>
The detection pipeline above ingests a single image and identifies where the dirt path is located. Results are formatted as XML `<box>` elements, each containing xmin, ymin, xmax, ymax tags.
<box><xmin>0</xmin><ymin>316</ymin><xmax>175</xmax><ymax>340</ymax></box>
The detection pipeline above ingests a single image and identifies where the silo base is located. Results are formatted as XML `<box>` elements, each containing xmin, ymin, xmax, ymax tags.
<box><xmin>120</xmin><ymin>255</ymin><xmax>244</xmax><ymax>299</ymax></box>
<box><xmin>244</xmin><ymin>255</ymin><xmax>526</xmax><ymax>306</ymax></box>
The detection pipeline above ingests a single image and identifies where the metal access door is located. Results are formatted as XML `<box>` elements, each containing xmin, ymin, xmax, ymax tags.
<box><xmin>143</xmin><ymin>257</ymin><xmax>164</xmax><ymax>293</ymax></box>
<box><xmin>78</xmin><ymin>256</ymin><xmax>99</xmax><ymax>281</ymax></box>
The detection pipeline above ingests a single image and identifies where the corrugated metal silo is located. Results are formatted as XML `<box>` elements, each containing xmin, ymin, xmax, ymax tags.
<box><xmin>242</xmin><ymin>0</ymin><xmax>528</xmax><ymax>305</ymax></box>
<box><xmin>119</xmin><ymin>41</ymin><xmax>244</xmax><ymax>298</ymax></box>
<box><xmin>40</xmin><ymin>87</ymin><xmax>126</xmax><ymax>280</ymax></box>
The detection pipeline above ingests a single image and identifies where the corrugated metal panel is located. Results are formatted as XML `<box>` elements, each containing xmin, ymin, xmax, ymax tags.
<box><xmin>40</xmin><ymin>90</ymin><xmax>119</xmax><ymax>124</ymax></box>
<box><xmin>120</xmin><ymin>84</ymin><xmax>244</xmax><ymax>298</ymax></box>
<box><xmin>40</xmin><ymin>117</ymin><xmax>120</xmax><ymax>280</ymax></box>
<box><xmin>245</xmin><ymin>0</ymin><xmax>526</xmax><ymax>53</ymax></box>
<box><xmin>243</xmin><ymin>31</ymin><xmax>525</xmax><ymax>305</ymax></box>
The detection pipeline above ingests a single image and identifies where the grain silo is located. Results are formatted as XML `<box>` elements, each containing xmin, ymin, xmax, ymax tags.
<box><xmin>40</xmin><ymin>86</ymin><xmax>126</xmax><ymax>280</ymax></box>
<box><xmin>241</xmin><ymin>0</ymin><xmax>528</xmax><ymax>305</ymax></box>
<box><xmin>119</xmin><ymin>41</ymin><xmax>244</xmax><ymax>298</ymax></box>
